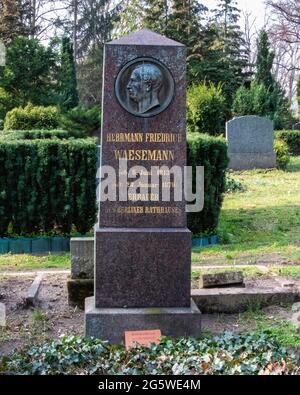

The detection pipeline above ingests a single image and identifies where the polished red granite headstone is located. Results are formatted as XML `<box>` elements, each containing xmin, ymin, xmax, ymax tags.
<box><xmin>100</xmin><ymin>29</ymin><xmax>187</xmax><ymax>228</ymax></box>
<box><xmin>85</xmin><ymin>29</ymin><xmax>201</xmax><ymax>342</ymax></box>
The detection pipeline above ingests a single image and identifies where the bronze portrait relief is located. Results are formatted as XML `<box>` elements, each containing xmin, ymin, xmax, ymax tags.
<box><xmin>115</xmin><ymin>57</ymin><xmax>175</xmax><ymax>118</ymax></box>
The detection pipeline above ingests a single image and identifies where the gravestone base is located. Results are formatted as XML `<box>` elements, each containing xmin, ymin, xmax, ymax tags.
<box><xmin>67</xmin><ymin>278</ymin><xmax>94</xmax><ymax>309</ymax></box>
<box><xmin>95</xmin><ymin>227</ymin><xmax>191</xmax><ymax>308</ymax></box>
<box><xmin>85</xmin><ymin>297</ymin><xmax>201</xmax><ymax>343</ymax></box>
<box><xmin>229</xmin><ymin>152</ymin><xmax>276</xmax><ymax>170</ymax></box>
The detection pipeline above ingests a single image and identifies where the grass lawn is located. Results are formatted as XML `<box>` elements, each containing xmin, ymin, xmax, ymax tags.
<box><xmin>193</xmin><ymin>156</ymin><xmax>300</xmax><ymax>265</ymax></box>
<box><xmin>0</xmin><ymin>253</ymin><xmax>70</xmax><ymax>272</ymax></box>
<box><xmin>238</xmin><ymin>309</ymin><xmax>300</xmax><ymax>350</ymax></box>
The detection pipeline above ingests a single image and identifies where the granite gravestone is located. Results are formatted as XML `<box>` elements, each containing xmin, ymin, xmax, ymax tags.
<box><xmin>85</xmin><ymin>29</ymin><xmax>201</xmax><ymax>343</ymax></box>
<box><xmin>226</xmin><ymin>115</ymin><xmax>276</xmax><ymax>170</ymax></box>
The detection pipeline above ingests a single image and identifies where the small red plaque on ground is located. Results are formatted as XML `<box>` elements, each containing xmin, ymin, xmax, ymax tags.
<box><xmin>124</xmin><ymin>329</ymin><xmax>161</xmax><ymax>350</ymax></box>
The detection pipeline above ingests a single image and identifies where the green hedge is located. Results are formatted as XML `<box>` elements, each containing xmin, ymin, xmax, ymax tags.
<box><xmin>187</xmin><ymin>133</ymin><xmax>229</xmax><ymax>235</ymax></box>
<box><xmin>275</xmin><ymin>130</ymin><xmax>300</xmax><ymax>155</ymax></box>
<box><xmin>0</xmin><ymin>132</ymin><xmax>228</xmax><ymax>237</ymax></box>
<box><xmin>1</xmin><ymin>129</ymin><xmax>85</xmax><ymax>140</ymax></box>
<box><xmin>4</xmin><ymin>104</ymin><xmax>60</xmax><ymax>130</ymax></box>
<box><xmin>0</xmin><ymin>138</ymin><xmax>97</xmax><ymax>236</ymax></box>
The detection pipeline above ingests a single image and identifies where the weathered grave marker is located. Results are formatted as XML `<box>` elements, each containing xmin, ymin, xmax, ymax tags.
<box><xmin>26</xmin><ymin>273</ymin><xmax>43</xmax><ymax>307</ymax></box>
<box><xmin>226</xmin><ymin>115</ymin><xmax>276</xmax><ymax>170</ymax></box>
<box><xmin>199</xmin><ymin>271</ymin><xmax>244</xmax><ymax>288</ymax></box>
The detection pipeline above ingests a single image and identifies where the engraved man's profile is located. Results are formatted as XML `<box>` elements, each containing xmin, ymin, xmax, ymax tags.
<box><xmin>115</xmin><ymin>57</ymin><xmax>174</xmax><ymax>118</ymax></box>
<box><xmin>126</xmin><ymin>63</ymin><xmax>163</xmax><ymax>114</ymax></box>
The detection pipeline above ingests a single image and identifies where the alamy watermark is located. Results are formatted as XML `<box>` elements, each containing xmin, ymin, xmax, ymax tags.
<box><xmin>97</xmin><ymin>159</ymin><xmax>204</xmax><ymax>213</ymax></box>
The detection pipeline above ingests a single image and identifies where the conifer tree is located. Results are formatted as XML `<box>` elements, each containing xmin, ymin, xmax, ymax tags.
<box><xmin>143</xmin><ymin>0</ymin><xmax>169</xmax><ymax>34</ymax></box>
<box><xmin>255</xmin><ymin>30</ymin><xmax>275</xmax><ymax>89</ymax></box>
<box><xmin>58</xmin><ymin>36</ymin><xmax>79</xmax><ymax>111</ymax></box>
<box><xmin>211</xmin><ymin>0</ymin><xmax>249</xmax><ymax>116</ymax></box>
<box><xmin>167</xmin><ymin>0</ymin><xmax>205</xmax><ymax>45</ymax></box>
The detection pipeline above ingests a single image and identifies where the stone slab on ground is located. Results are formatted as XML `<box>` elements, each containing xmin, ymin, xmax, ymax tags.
<box><xmin>25</xmin><ymin>273</ymin><xmax>43</xmax><ymax>306</ymax></box>
<box><xmin>199</xmin><ymin>271</ymin><xmax>244</xmax><ymax>288</ymax></box>
<box><xmin>66</xmin><ymin>279</ymin><xmax>300</xmax><ymax>312</ymax></box>
<box><xmin>85</xmin><ymin>296</ymin><xmax>201</xmax><ymax>344</ymax></box>
<box><xmin>192</xmin><ymin>287</ymin><xmax>300</xmax><ymax>313</ymax></box>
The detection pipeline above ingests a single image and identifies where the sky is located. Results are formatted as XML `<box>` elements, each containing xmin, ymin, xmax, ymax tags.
<box><xmin>202</xmin><ymin>0</ymin><xmax>268</xmax><ymax>30</ymax></box>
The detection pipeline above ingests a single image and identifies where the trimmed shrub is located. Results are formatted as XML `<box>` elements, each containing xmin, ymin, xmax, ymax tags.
<box><xmin>0</xmin><ymin>37</ymin><xmax>57</xmax><ymax>107</ymax></box>
<box><xmin>4</xmin><ymin>104</ymin><xmax>60</xmax><ymax>130</ymax></box>
<box><xmin>0</xmin><ymin>138</ymin><xmax>97</xmax><ymax>236</ymax></box>
<box><xmin>187</xmin><ymin>133</ymin><xmax>229</xmax><ymax>235</ymax></box>
<box><xmin>274</xmin><ymin>139</ymin><xmax>290</xmax><ymax>170</ymax></box>
<box><xmin>60</xmin><ymin>105</ymin><xmax>101</xmax><ymax>137</ymax></box>
<box><xmin>187</xmin><ymin>83</ymin><xmax>226</xmax><ymax>136</ymax></box>
<box><xmin>2</xmin><ymin>129</ymin><xmax>85</xmax><ymax>140</ymax></box>
<box><xmin>275</xmin><ymin>130</ymin><xmax>300</xmax><ymax>156</ymax></box>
